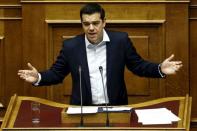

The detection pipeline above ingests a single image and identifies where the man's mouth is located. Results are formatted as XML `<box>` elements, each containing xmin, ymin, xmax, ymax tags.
<box><xmin>88</xmin><ymin>33</ymin><xmax>97</xmax><ymax>38</ymax></box>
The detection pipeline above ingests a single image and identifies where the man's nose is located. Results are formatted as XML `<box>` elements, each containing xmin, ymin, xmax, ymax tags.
<box><xmin>89</xmin><ymin>24</ymin><xmax>94</xmax><ymax>30</ymax></box>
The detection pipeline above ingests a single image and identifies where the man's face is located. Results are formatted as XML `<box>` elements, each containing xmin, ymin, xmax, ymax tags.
<box><xmin>81</xmin><ymin>13</ymin><xmax>106</xmax><ymax>44</ymax></box>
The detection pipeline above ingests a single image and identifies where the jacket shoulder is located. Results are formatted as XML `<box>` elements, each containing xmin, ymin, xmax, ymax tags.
<box><xmin>107</xmin><ymin>30</ymin><xmax>128</xmax><ymax>40</ymax></box>
<box><xmin>62</xmin><ymin>34</ymin><xmax>84</xmax><ymax>48</ymax></box>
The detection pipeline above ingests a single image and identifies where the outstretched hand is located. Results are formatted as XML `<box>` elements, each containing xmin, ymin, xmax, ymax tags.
<box><xmin>18</xmin><ymin>63</ymin><xmax>39</xmax><ymax>83</ymax></box>
<box><xmin>161</xmin><ymin>54</ymin><xmax>183</xmax><ymax>75</ymax></box>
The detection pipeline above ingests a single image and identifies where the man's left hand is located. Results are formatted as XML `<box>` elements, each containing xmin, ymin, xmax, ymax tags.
<box><xmin>161</xmin><ymin>54</ymin><xmax>183</xmax><ymax>75</ymax></box>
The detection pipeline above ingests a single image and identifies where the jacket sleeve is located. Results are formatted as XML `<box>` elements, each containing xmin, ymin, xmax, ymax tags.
<box><xmin>38</xmin><ymin>42</ymin><xmax>71</xmax><ymax>86</ymax></box>
<box><xmin>124</xmin><ymin>33</ymin><xmax>162</xmax><ymax>78</ymax></box>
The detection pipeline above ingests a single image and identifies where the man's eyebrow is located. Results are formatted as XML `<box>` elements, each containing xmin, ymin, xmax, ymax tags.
<box><xmin>82</xmin><ymin>20</ymin><xmax>101</xmax><ymax>23</ymax></box>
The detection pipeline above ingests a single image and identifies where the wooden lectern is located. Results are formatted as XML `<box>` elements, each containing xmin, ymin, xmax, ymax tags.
<box><xmin>0</xmin><ymin>94</ymin><xmax>192</xmax><ymax>131</ymax></box>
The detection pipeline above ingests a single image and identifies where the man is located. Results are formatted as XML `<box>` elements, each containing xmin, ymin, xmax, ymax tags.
<box><xmin>18</xmin><ymin>3</ymin><xmax>182</xmax><ymax>106</ymax></box>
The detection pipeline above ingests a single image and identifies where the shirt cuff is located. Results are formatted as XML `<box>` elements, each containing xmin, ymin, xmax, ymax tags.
<box><xmin>158</xmin><ymin>64</ymin><xmax>166</xmax><ymax>78</ymax></box>
<box><xmin>33</xmin><ymin>73</ymin><xmax>41</xmax><ymax>86</ymax></box>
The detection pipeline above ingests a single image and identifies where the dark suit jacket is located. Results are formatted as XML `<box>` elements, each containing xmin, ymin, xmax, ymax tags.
<box><xmin>39</xmin><ymin>30</ymin><xmax>162</xmax><ymax>105</ymax></box>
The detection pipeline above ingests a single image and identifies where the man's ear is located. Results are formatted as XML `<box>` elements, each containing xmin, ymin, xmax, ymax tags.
<box><xmin>103</xmin><ymin>18</ymin><xmax>106</xmax><ymax>27</ymax></box>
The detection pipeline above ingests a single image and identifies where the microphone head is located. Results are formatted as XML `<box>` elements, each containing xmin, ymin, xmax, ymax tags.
<box><xmin>99</xmin><ymin>66</ymin><xmax>103</xmax><ymax>71</ymax></box>
<box><xmin>79</xmin><ymin>65</ymin><xmax>81</xmax><ymax>72</ymax></box>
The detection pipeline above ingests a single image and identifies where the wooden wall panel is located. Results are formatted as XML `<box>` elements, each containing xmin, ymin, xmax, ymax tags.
<box><xmin>0</xmin><ymin>4</ymin><xmax>22</xmax><ymax>107</ymax></box>
<box><xmin>190</xmin><ymin>5</ymin><xmax>197</xmax><ymax>120</ymax></box>
<box><xmin>0</xmin><ymin>36</ymin><xmax>5</xmax><ymax>105</ymax></box>
<box><xmin>190</xmin><ymin>0</ymin><xmax>197</xmax><ymax>5</ymax></box>
<box><xmin>165</xmin><ymin>4</ymin><xmax>189</xmax><ymax>96</ymax></box>
<box><xmin>3</xmin><ymin>7</ymin><xmax>21</xmax><ymax>18</ymax></box>
<box><xmin>190</xmin><ymin>6</ymin><xmax>197</xmax><ymax>18</ymax></box>
<box><xmin>22</xmin><ymin>4</ymin><xmax>49</xmax><ymax>99</ymax></box>
<box><xmin>44</xmin><ymin>3</ymin><xmax>165</xmax><ymax>20</ymax></box>
<box><xmin>190</xmin><ymin>0</ymin><xmax>197</xmax><ymax>129</ymax></box>
<box><xmin>43</xmin><ymin>3</ymin><xmax>165</xmax><ymax>20</ymax></box>
<box><xmin>4</xmin><ymin>20</ymin><xmax>22</xmax><ymax>104</ymax></box>
<box><xmin>190</xmin><ymin>19</ymin><xmax>197</xmax><ymax>118</ymax></box>
<box><xmin>0</xmin><ymin>0</ymin><xmax>20</xmax><ymax>5</ymax></box>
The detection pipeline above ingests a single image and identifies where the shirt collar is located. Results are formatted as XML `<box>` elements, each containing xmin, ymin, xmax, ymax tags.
<box><xmin>85</xmin><ymin>29</ymin><xmax>110</xmax><ymax>49</ymax></box>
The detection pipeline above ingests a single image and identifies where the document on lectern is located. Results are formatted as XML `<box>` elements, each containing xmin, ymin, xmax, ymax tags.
<box><xmin>66</xmin><ymin>106</ymin><xmax>132</xmax><ymax>114</ymax></box>
<box><xmin>102</xmin><ymin>106</ymin><xmax>132</xmax><ymax>112</ymax></box>
<box><xmin>66</xmin><ymin>106</ymin><xmax>98</xmax><ymax>114</ymax></box>
<box><xmin>135</xmin><ymin>108</ymin><xmax>181</xmax><ymax>125</ymax></box>
<box><xmin>0</xmin><ymin>103</ymin><xmax>3</xmax><ymax>108</ymax></box>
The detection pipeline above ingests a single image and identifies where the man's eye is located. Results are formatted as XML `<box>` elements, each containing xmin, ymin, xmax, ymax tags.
<box><xmin>83</xmin><ymin>23</ymin><xmax>90</xmax><ymax>26</ymax></box>
<box><xmin>92</xmin><ymin>22</ymin><xmax>100</xmax><ymax>26</ymax></box>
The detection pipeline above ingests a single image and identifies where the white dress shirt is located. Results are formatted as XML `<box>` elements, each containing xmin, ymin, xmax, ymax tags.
<box><xmin>85</xmin><ymin>29</ymin><xmax>110</xmax><ymax>104</ymax></box>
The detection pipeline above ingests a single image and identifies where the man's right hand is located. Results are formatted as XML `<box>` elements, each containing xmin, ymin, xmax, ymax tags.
<box><xmin>18</xmin><ymin>63</ymin><xmax>39</xmax><ymax>84</ymax></box>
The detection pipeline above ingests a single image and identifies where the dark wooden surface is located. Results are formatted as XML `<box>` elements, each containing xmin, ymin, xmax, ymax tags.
<box><xmin>14</xmin><ymin>100</ymin><xmax>179</xmax><ymax>128</ymax></box>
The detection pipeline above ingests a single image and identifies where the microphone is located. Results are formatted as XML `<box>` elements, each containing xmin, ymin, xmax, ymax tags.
<box><xmin>99</xmin><ymin>66</ymin><xmax>110</xmax><ymax>127</ymax></box>
<box><xmin>79</xmin><ymin>66</ymin><xmax>83</xmax><ymax>127</ymax></box>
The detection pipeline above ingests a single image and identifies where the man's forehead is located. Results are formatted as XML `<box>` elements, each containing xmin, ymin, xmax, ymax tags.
<box><xmin>82</xmin><ymin>13</ymin><xmax>101</xmax><ymax>21</ymax></box>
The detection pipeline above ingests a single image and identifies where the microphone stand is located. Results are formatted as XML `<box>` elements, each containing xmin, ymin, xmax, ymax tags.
<box><xmin>99</xmin><ymin>66</ymin><xmax>110</xmax><ymax>127</ymax></box>
<box><xmin>79</xmin><ymin>66</ymin><xmax>83</xmax><ymax>127</ymax></box>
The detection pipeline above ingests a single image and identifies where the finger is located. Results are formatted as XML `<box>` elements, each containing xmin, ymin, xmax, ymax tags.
<box><xmin>17</xmin><ymin>72</ymin><xmax>23</xmax><ymax>76</ymax></box>
<box><xmin>177</xmin><ymin>64</ymin><xmax>183</xmax><ymax>70</ymax></box>
<box><xmin>18</xmin><ymin>72</ymin><xmax>26</xmax><ymax>77</ymax></box>
<box><xmin>27</xmin><ymin>63</ymin><xmax>36</xmax><ymax>70</ymax></box>
<box><xmin>173</xmin><ymin>64</ymin><xmax>183</xmax><ymax>72</ymax></box>
<box><xmin>170</xmin><ymin>61</ymin><xmax>182</xmax><ymax>66</ymax></box>
<box><xmin>175</xmin><ymin>61</ymin><xmax>182</xmax><ymax>65</ymax></box>
<box><xmin>18</xmin><ymin>70</ymin><xmax>26</xmax><ymax>75</ymax></box>
<box><xmin>172</xmin><ymin>61</ymin><xmax>182</xmax><ymax>65</ymax></box>
<box><xmin>19</xmin><ymin>74</ymin><xmax>26</xmax><ymax>80</ymax></box>
<box><xmin>19</xmin><ymin>70</ymin><xmax>32</xmax><ymax>75</ymax></box>
<box><xmin>166</xmin><ymin>54</ymin><xmax>174</xmax><ymax>62</ymax></box>
<box><xmin>18</xmin><ymin>69</ymin><xmax>27</xmax><ymax>73</ymax></box>
<box><xmin>172</xmin><ymin>62</ymin><xmax>183</xmax><ymax>69</ymax></box>
<box><xmin>18</xmin><ymin>70</ymin><xmax>23</xmax><ymax>74</ymax></box>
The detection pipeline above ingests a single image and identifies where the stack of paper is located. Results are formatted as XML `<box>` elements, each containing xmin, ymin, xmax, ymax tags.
<box><xmin>135</xmin><ymin>108</ymin><xmax>180</xmax><ymax>125</ymax></box>
<box><xmin>0</xmin><ymin>103</ymin><xmax>3</xmax><ymax>108</ymax></box>
<box><xmin>66</xmin><ymin>107</ymin><xmax>98</xmax><ymax>114</ymax></box>
<box><xmin>66</xmin><ymin>106</ymin><xmax>132</xmax><ymax>114</ymax></box>
<box><xmin>102</xmin><ymin>106</ymin><xmax>132</xmax><ymax>112</ymax></box>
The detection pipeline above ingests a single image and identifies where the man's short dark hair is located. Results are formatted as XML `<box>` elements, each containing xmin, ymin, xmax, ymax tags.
<box><xmin>80</xmin><ymin>3</ymin><xmax>105</xmax><ymax>21</ymax></box>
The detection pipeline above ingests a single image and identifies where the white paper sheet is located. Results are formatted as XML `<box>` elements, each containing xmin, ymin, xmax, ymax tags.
<box><xmin>0</xmin><ymin>103</ymin><xmax>3</xmax><ymax>108</ymax></box>
<box><xmin>66</xmin><ymin>106</ymin><xmax>98</xmax><ymax>114</ymax></box>
<box><xmin>102</xmin><ymin>106</ymin><xmax>132</xmax><ymax>112</ymax></box>
<box><xmin>135</xmin><ymin>108</ymin><xmax>181</xmax><ymax>125</ymax></box>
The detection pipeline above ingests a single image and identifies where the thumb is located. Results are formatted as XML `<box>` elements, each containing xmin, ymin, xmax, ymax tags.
<box><xmin>165</xmin><ymin>54</ymin><xmax>174</xmax><ymax>62</ymax></box>
<box><xmin>27</xmin><ymin>63</ymin><xmax>37</xmax><ymax>71</ymax></box>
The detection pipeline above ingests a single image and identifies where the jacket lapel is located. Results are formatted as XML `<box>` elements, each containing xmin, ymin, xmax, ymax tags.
<box><xmin>106</xmin><ymin>31</ymin><xmax>113</xmax><ymax>100</ymax></box>
<box><xmin>76</xmin><ymin>35</ymin><xmax>92</xmax><ymax>103</ymax></box>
